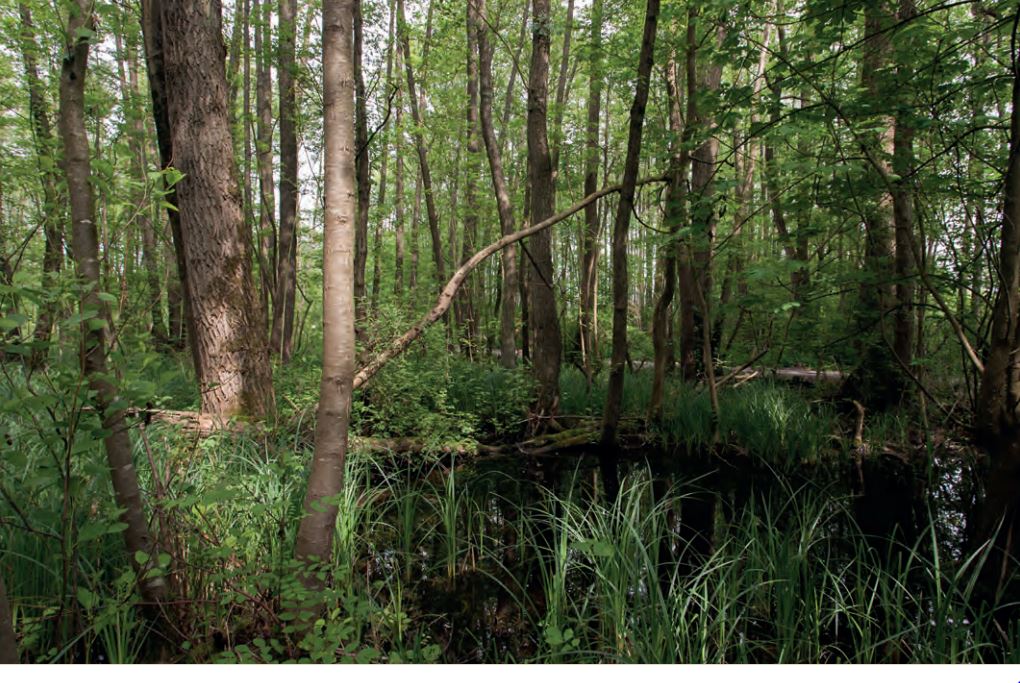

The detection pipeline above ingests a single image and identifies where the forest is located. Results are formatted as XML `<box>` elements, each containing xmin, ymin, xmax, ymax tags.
<box><xmin>0</xmin><ymin>0</ymin><xmax>1019</xmax><ymax>665</ymax></box>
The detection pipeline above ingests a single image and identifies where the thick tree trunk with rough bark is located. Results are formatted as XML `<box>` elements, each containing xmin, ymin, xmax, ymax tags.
<box><xmin>526</xmin><ymin>0</ymin><xmax>563</xmax><ymax>425</ymax></box>
<box><xmin>271</xmin><ymin>0</ymin><xmax>299</xmax><ymax>361</ymax></box>
<box><xmin>158</xmin><ymin>0</ymin><xmax>274</xmax><ymax>418</ymax></box>
<box><xmin>141</xmin><ymin>0</ymin><xmax>191</xmax><ymax>355</ymax></box>
<box><xmin>294</xmin><ymin>0</ymin><xmax>356</xmax><ymax>595</ymax></box>
<box><xmin>600</xmin><ymin>0</ymin><xmax>658</xmax><ymax>500</ymax></box>
<box><xmin>59</xmin><ymin>4</ymin><xmax>165</xmax><ymax>604</ymax></box>
<box><xmin>477</xmin><ymin>0</ymin><xmax>517</xmax><ymax>369</ymax></box>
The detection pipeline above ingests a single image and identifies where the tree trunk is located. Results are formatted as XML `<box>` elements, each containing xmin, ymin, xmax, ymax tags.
<box><xmin>892</xmin><ymin>0</ymin><xmax>916</xmax><ymax>376</ymax></box>
<box><xmin>526</xmin><ymin>0</ymin><xmax>562</xmax><ymax>424</ymax></box>
<box><xmin>599</xmin><ymin>0</ymin><xmax>659</xmax><ymax>501</ymax></box>
<box><xmin>680</xmin><ymin>11</ymin><xmax>723</xmax><ymax>383</ymax></box>
<box><xmin>271</xmin><ymin>0</ymin><xmax>299</xmax><ymax>361</ymax></box>
<box><xmin>116</xmin><ymin>32</ymin><xmax>168</xmax><ymax>346</ymax></box>
<box><xmin>254</xmin><ymin>0</ymin><xmax>276</xmax><ymax>322</ymax></box>
<box><xmin>459</xmin><ymin>1</ymin><xmax>482</xmax><ymax>354</ymax></box>
<box><xmin>579</xmin><ymin>0</ymin><xmax>603</xmax><ymax>381</ymax></box>
<box><xmin>372</xmin><ymin>0</ymin><xmax>397</xmax><ymax>314</ymax></box>
<box><xmin>550</xmin><ymin>0</ymin><xmax>575</xmax><ymax>177</ymax></box>
<box><xmin>394</xmin><ymin>40</ymin><xmax>407</xmax><ymax>299</ymax></box>
<box><xmin>141</xmin><ymin>0</ymin><xmax>192</xmax><ymax>356</ymax></box>
<box><xmin>973</xmin><ymin>15</ymin><xmax>1020</xmax><ymax>608</ymax></box>
<box><xmin>294</xmin><ymin>0</ymin><xmax>356</xmax><ymax>596</ymax></box>
<box><xmin>59</xmin><ymin>3</ymin><xmax>166</xmax><ymax>604</ymax></box>
<box><xmin>19</xmin><ymin>5</ymin><xmax>65</xmax><ymax>367</ymax></box>
<box><xmin>398</xmin><ymin>0</ymin><xmax>445</xmax><ymax>288</ymax></box>
<box><xmin>477</xmin><ymin>0</ymin><xmax>517</xmax><ymax>369</ymax></box>
<box><xmin>845</xmin><ymin>0</ymin><xmax>905</xmax><ymax>409</ymax></box>
<box><xmin>353</xmin><ymin>0</ymin><xmax>371</xmax><ymax>334</ymax></box>
<box><xmin>157</xmin><ymin>0</ymin><xmax>275</xmax><ymax>418</ymax></box>
<box><xmin>650</xmin><ymin>49</ymin><xmax>688</xmax><ymax>417</ymax></box>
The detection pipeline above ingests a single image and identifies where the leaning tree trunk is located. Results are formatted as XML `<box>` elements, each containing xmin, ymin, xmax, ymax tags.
<box><xmin>294</xmin><ymin>0</ymin><xmax>357</xmax><ymax>598</ymax></box>
<box><xmin>156</xmin><ymin>0</ymin><xmax>275</xmax><ymax>418</ymax></box>
<box><xmin>59</xmin><ymin>3</ymin><xmax>165</xmax><ymax>604</ymax></box>
<box><xmin>477</xmin><ymin>0</ymin><xmax>517</xmax><ymax>369</ymax></box>
<box><xmin>600</xmin><ymin>0</ymin><xmax>659</xmax><ymax>501</ymax></box>
<box><xmin>271</xmin><ymin>0</ymin><xmax>299</xmax><ymax>361</ymax></box>
<box><xmin>526</xmin><ymin>0</ymin><xmax>563</xmax><ymax>425</ymax></box>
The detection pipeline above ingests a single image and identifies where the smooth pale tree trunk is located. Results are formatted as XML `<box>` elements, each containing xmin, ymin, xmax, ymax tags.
<box><xmin>295</xmin><ymin>0</ymin><xmax>356</xmax><ymax>596</ymax></box>
<box><xmin>271</xmin><ymin>0</ymin><xmax>298</xmax><ymax>361</ymax></box>
<box><xmin>157</xmin><ymin>0</ymin><xmax>275</xmax><ymax>418</ymax></box>
<box><xmin>59</xmin><ymin>3</ymin><xmax>165</xmax><ymax>604</ymax></box>
<box><xmin>398</xmin><ymin>0</ymin><xmax>445</xmax><ymax>288</ymax></box>
<box><xmin>579</xmin><ymin>0</ymin><xmax>603</xmax><ymax>381</ymax></box>
<box><xmin>599</xmin><ymin>0</ymin><xmax>659</xmax><ymax>501</ymax></box>
<box><xmin>254</xmin><ymin>0</ymin><xmax>276</xmax><ymax>320</ymax></box>
<box><xmin>353</xmin><ymin>0</ymin><xmax>371</xmax><ymax>332</ymax></box>
<box><xmin>19</xmin><ymin>5</ymin><xmax>64</xmax><ymax>367</ymax></box>
<box><xmin>650</xmin><ymin>50</ymin><xmax>688</xmax><ymax>418</ymax></box>
<box><xmin>477</xmin><ymin>0</ymin><xmax>517</xmax><ymax>369</ymax></box>
<box><xmin>526</xmin><ymin>0</ymin><xmax>563</xmax><ymax>425</ymax></box>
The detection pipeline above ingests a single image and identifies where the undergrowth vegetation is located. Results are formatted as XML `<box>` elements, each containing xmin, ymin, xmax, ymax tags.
<box><xmin>0</xmin><ymin>345</ymin><xmax>1010</xmax><ymax>662</ymax></box>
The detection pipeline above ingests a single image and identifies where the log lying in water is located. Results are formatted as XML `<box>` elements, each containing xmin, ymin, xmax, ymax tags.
<box><xmin>725</xmin><ymin>367</ymin><xmax>844</xmax><ymax>385</ymax></box>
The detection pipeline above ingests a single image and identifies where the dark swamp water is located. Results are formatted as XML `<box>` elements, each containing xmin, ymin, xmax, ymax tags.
<box><xmin>337</xmin><ymin>435</ymin><xmax>997</xmax><ymax>663</ymax></box>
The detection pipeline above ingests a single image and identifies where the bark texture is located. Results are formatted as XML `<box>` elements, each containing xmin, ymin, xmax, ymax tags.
<box><xmin>158</xmin><ymin>0</ymin><xmax>274</xmax><ymax>417</ymax></box>
<box><xmin>477</xmin><ymin>0</ymin><xmax>517</xmax><ymax>368</ymax></box>
<box><xmin>271</xmin><ymin>0</ymin><xmax>299</xmax><ymax>360</ymax></box>
<box><xmin>295</xmin><ymin>0</ymin><xmax>356</xmax><ymax>593</ymax></box>
<box><xmin>600</xmin><ymin>0</ymin><xmax>659</xmax><ymax>500</ymax></box>
<box><xmin>526</xmin><ymin>0</ymin><xmax>563</xmax><ymax>424</ymax></box>
<box><xmin>0</xmin><ymin>571</ymin><xmax>16</xmax><ymax>663</ymax></box>
<box><xmin>19</xmin><ymin>5</ymin><xmax>65</xmax><ymax>366</ymax></box>
<box><xmin>579</xmin><ymin>0</ymin><xmax>603</xmax><ymax>380</ymax></box>
<box><xmin>59</xmin><ymin>2</ymin><xmax>165</xmax><ymax>604</ymax></box>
